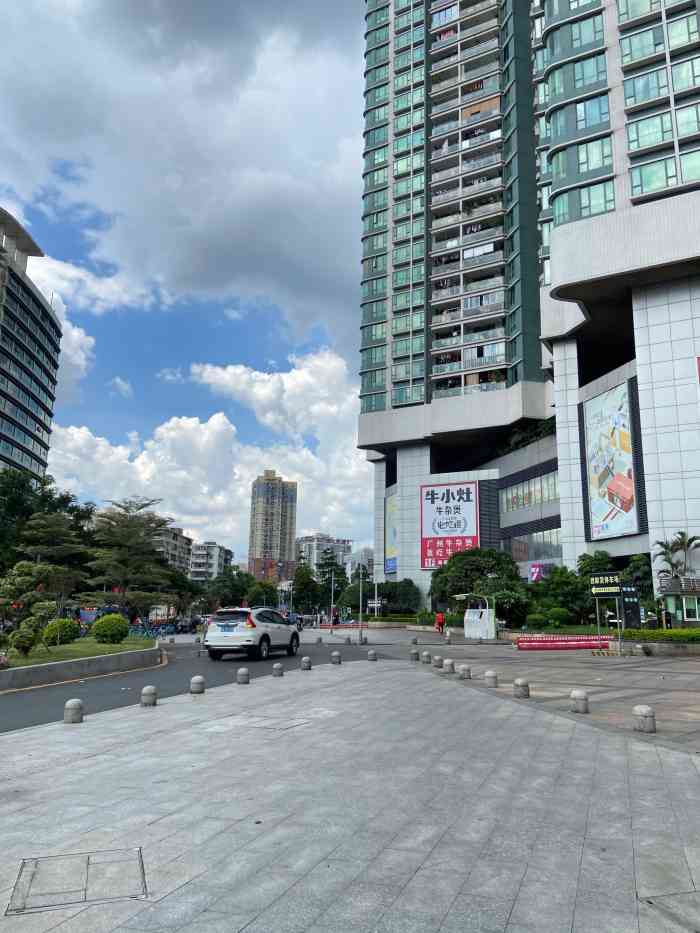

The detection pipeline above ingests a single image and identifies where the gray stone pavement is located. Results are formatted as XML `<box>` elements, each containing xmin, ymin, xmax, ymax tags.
<box><xmin>2</xmin><ymin>657</ymin><xmax>700</xmax><ymax>932</ymax></box>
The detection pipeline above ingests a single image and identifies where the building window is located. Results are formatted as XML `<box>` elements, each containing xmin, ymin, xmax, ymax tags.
<box><xmin>552</xmin><ymin>190</ymin><xmax>571</xmax><ymax>225</ymax></box>
<box><xmin>499</xmin><ymin>472</ymin><xmax>559</xmax><ymax>513</ymax></box>
<box><xmin>572</xmin><ymin>14</ymin><xmax>603</xmax><ymax>48</ymax></box>
<box><xmin>630</xmin><ymin>155</ymin><xmax>677</xmax><ymax>195</ymax></box>
<box><xmin>620</xmin><ymin>25</ymin><xmax>665</xmax><ymax>66</ymax></box>
<box><xmin>680</xmin><ymin>148</ymin><xmax>700</xmax><ymax>183</ymax></box>
<box><xmin>676</xmin><ymin>102</ymin><xmax>700</xmax><ymax>139</ymax></box>
<box><xmin>627</xmin><ymin>111</ymin><xmax>673</xmax><ymax>150</ymax></box>
<box><xmin>574</xmin><ymin>52</ymin><xmax>607</xmax><ymax>89</ymax></box>
<box><xmin>577</xmin><ymin>136</ymin><xmax>613</xmax><ymax>172</ymax></box>
<box><xmin>576</xmin><ymin>94</ymin><xmax>609</xmax><ymax>130</ymax></box>
<box><xmin>579</xmin><ymin>179</ymin><xmax>615</xmax><ymax>216</ymax></box>
<box><xmin>624</xmin><ymin>66</ymin><xmax>668</xmax><ymax>105</ymax></box>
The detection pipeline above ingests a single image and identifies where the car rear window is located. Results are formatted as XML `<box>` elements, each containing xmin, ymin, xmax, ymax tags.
<box><xmin>214</xmin><ymin>611</ymin><xmax>248</xmax><ymax>622</ymax></box>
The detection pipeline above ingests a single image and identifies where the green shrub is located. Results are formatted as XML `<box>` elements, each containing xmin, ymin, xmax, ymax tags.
<box><xmin>446</xmin><ymin>613</ymin><xmax>463</xmax><ymax>627</ymax></box>
<box><xmin>43</xmin><ymin>618</ymin><xmax>80</xmax><ymax>646</ymax></box>
<box><xmin>92</xmin><ymin>613</ymin><xmax>129</xmax><ymax>644</ymax></box>
<box><xmin>417</xmin><ymin>610</ymin><xmax>433</xmax><ymax>626</ymax></box>
<box><xmin>10</xmin><ymin>625</ymin><xmax>36</xmax><ymax>657</ymax></box>
<box><xmin>622</xmin><ymin>627</ymin><xmax>700</xmax><ymax>643</ymax></box>
<box><xmin>548</xmin><ymin>608</ymin><xmax>571</xmax><ymax>626</ymax></box>
<box><xmin>525</xmin><ymin>612</ymin><xmax>547</xmax><ymax>628</ymax></box>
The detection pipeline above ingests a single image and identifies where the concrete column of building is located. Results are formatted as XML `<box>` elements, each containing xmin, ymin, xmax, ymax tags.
<box><xmin>633</xmin><ymin>277</ymin><xmax>700</xmax><ymax>586</ymax></box>
<box><xmin>396</xmin><ymin>445</ymin><xmax>431</xmax><ymax>600</ymax></box>
<box><xmin>552</xmin><ymin>339</ymin><xmax>587</xmax><ymax>569</ymax></box>
<box><xmin>372</xmin><ymin>457</ymin><xmax>387</xmax><ymax>585</ymax></box>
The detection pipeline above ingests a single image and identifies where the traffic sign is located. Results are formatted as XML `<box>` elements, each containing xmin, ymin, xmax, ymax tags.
<box><xmin>590</xmin><ymin>573</ymin><xmax>621</xmax><ymax>597</ymax></box>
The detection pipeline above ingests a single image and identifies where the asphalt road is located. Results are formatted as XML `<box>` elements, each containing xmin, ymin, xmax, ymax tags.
<box><xmin>0</xmin><ymin>636</ymin><xmax>376</xmax><ymax>734</ymax></box>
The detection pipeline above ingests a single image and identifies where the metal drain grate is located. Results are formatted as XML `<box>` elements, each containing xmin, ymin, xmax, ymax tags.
<box><xmin>6</xmin><ymin>848</ymin><xmax>147</xmax><ymax>915</ymax></box>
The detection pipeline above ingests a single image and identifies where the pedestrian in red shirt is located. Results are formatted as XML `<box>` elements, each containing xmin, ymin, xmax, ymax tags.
<box><xmin>435</xmin><ymin>611</ymin><xmax>445</xmax><ymax>634</ymax></box>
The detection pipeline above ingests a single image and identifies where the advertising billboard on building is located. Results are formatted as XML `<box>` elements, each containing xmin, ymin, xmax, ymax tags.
<box><xmin>583</xmin><ymin>382</ymin><xmax>638</xmax><ymax>541</ymax></box>
<box><xmin>420</xmin><ymin>481</ymin><xmax>479</xmax><ymax>569</ymax></box>
<box><xmin>384</xmin><ymin>494</ymin><xmax>398</xmax><ymax>574</ymax></box>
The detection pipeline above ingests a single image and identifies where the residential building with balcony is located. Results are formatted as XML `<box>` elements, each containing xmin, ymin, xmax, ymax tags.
<box><xmin>0</xmin><ymin>207</ymin><xmax>62</xmax><ymax>479</ymax></box>
<box><xmin>189</xmin><ymin>541</ymin><xmax>234</xmax><ymax>583</ymax></box>
<box><xmin>155</xmin><ymin>527</ymin><xmax>193</xmax><ymax>575</ymax></box>
<box><xmin>296</xmin><ymin>534</ymin><xmax>353</xmax><ymax>576</ymax></box>
<box><xmin>345</xmin><ymin>546</ymin><xmax>376</xmax><ymax>581</ymax></box>
<box><xmin>533</xmin><ymin>0</ymin><xmax>700</xmax><ymax>592</ymax></box>
<box><xmin>360</xmin><ymin>0</ymin><xmax>554</xmax><ymax>601</ymax></box>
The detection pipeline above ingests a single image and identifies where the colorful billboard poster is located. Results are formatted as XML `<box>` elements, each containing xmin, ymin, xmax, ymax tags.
<box><xmin>584</xmin><ymin>382</ymin><xmax>638</xmax><ymax>541</ymax></box>
<box><xmin>420</xmin><ymin>481</ymin><xmax>479</xmax><ymax>569</ymax></box>
<box><xmin>384</xmin><ymin>494</ymin><xmax>398</xmax><ymax>574</ymax></box>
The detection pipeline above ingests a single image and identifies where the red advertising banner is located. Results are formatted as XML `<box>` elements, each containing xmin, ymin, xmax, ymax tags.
<box><xmin>420</xmin><ymin>481</ymin><xmax>479</xmax><ymax>569</ymax></box>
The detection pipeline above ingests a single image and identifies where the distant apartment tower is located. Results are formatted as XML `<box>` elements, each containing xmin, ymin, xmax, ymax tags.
<box><xmin>0</xmin><ymin>207</ymin><xmax>62</xmax><ymax>478</ymax></box>
<box><xmin>296</xmin><ymin>534</ymin><xmax>353</xmax><ymax>575</ymax></box>
<box><xmin>189</xmin><ymin>541</ymin><xmax>234</xmax><ymax>583</ymax></box>
<box><xmin>248</xmin><ymin>469</ymin><xmax>298</xmax><ymax>581</ymax></box>
<box><xmin>346</xmin><ymin>547</ymin><xmax>375</xmax><ymax>582</ymax></box>
<box><xmin>155</xmin><ymin>527</ymin><xmax>192</xmax><ymax>575</ymax></box>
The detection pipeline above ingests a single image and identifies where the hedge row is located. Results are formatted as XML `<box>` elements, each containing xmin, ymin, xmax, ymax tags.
<box><xmin>622</xmin><ymin>628</ymin><xmax>700</xmax><ymax>643</ymax></box>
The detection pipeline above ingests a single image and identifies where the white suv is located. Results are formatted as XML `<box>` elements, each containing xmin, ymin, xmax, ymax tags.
<box><xmin>204</xmin><ymin>607</ymin><xmax>300</xmax><ymax>662</ymax></box>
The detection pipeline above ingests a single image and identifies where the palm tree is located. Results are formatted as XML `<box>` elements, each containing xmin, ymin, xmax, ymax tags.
<box><xmin>672</xmin><ymin>532</ymin><xmax>700</xmax><ymax>576</ymax></box>
<box><xmin>653</xmin><ymin>539</ymin><xmax>683</xmax><ymax>578</ymax></box>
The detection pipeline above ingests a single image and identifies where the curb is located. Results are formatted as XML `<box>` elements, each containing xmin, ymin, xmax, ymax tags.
<box><xmin>0</xmin><ymin>645</ymin><xmax>162</xmax><ymax>692</ymax></box>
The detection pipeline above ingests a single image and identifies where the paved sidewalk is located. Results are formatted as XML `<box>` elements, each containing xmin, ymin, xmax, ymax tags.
<box><xmin>2</xmin><ymin>658</ymin><xmax>700</xmax><ymax>932</ymax></box>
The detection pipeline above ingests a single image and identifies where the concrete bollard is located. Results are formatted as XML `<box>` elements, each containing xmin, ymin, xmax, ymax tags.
<box><xmin>360</xmin><ymin>635</ymin><xmax>368</xmax><ymax>645</ymax></box>
<box><xmin>432</xmin><ymin>655</ymin><xmax>444</xmax><ymax>669</ymax></box>
<box><xmin>410</xmin><ymin>636</ymin><xmax>418</xmax><ymax>645</ymax></box>
<box><xmin>344</xmin><ymin>637</ymin><xmax>352</xmax><ymax>646</ymax></box>
<box><xmin>195</xmin><ymin>636</ymin><xmax>201</xmax><ymax>644</ymax></box>
<box><xmin>367</xmin><ymin>649</ymin><xmax>377</xmax><ymax>662</ymax></box>
<box><xmin>141</xmin><ymin>685</ymin><xmax>158</xmax><ymax>707</ymax></box>
<box><xmin>458</xmin><ymin>664</ymin><xmax>471</xmax><ymax>680</ymax></box>
<box><xmin>236</xmin><ymin>668</ymin><xmax>250</xmax><ymax>685</ymax></box>
<box><xmin>484</xmin><ymin>670</ymin><xmax>498</xmax><ymax>688</ymax></box>
<box><xmin>633</xmin><ymin>704</ymin><xmax>656</xmax><ymax>733</ymax></box>
<box><xmin>316</xmin><ymin>636</ymin><xmax>323</xmax><ymax>644</ymax></box>
<box><xmin>513</xmin><ymin>678</ymin><xmax>530</xmax><ymax>699</ymax></box>
<box><xmin>421</xmin><ymin>651</ymin><xmax>432</xmax><ymax>664</ymax></box>
<box><xmin>445</xmin><ymin>632</ymin><xmax>452</xmax><ymax>645</ymax></box>
<box><xmin>331</xmin><ymin>651</ymin><xmax>342</xmax><ymax>665</ymax></box>
<box><xmin>64</xmin><ymin>698</ymin><xmax>84</xmax><ymax>724</ymax></box>
<box><xmin>410</xmin><ymin>648</ymin><xmax>420</xmax><ymax>662</ymax></box>
<box><xmin>301</xmin><ymin>656</ymin><xmax>312</xmax><ymax>670</ymax></box>
<box><xmin>168</xmin><ymin>637</ymin><xmax>175</xmax><ymax>645</ymax></box>
<box><xmin>443</xmin><ymin>658</ymin><xmax>455</xmax><ymax>674</ymax></box>
<box><xmin>189</xmin><ymin>675</ymin><xmax>205</xmax><ymax>695</ymax></box>
<box><xmin>272</xmin><ymin>663</ymin><xmax>284</xmax><ymax>678</ymax></box>
<box><xmin>570</xmin><ymin>689</ymin><xmax>589</xmax><ymax>714</ymax></box>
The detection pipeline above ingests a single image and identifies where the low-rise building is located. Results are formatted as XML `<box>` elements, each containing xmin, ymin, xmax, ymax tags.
<box><xmin>296</xmin><ymin>534</ymin><xmax>353</xmax><ymax>576</ymax></box>
<box><xmin>154</xmin><ymin>527</ymin><xmax>192</xmax><ymax>575</ymax></box>
<box><xmin>189</xmin><ymin>541</ymin><xmax>234</xmax><ymax>583</ymax></box>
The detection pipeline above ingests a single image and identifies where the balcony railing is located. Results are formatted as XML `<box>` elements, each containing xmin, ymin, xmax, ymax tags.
<box><xmin>431</xmin><ymin>298</ymin><xmax>505</xmax><ymax>327</ymax></box>
<box><xmin>431</xmin><ymin>249</ymin><xmax>504</xmax><ymax>278</ymax></box>
<box><xmin>432</xmin><ymin>225</ymin><xmax>503</xmax><ymax>253</ymax></box>
<box><xmin>432</xmin><ymin>353</ymin><xmax>506</xmax><ymax>375</ymax></box>
<box><xmin>431</xmin><ymin>164</ymin><xmax>462</xmax><ymax>184</ymax></box>
<box><xmin>432</xmin><ymin>326</ymin><xmax>505</xmax><ymax>351</ymax></box>
<box><xmin>431</xmin><ymin>52</ymin><xmax>460</xmax><ymax>74</ymax></box>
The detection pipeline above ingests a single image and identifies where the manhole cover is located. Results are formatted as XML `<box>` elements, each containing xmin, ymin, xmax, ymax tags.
<box><xmin>6</xmin><ymin>848</ymin><xmax>147</xmax><ymax>915</ymax></box>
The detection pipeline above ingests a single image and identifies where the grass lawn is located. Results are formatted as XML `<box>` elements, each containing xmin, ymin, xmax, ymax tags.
<box><xmin>3</xmin><ymin>636</ymin><xmax>156</xmax><ymax>669</ymax></box>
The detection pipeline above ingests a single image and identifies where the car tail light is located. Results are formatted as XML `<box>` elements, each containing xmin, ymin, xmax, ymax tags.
<box><xmin>245</xmin><ymin>614</ymin><xmax>256</xmax><ymax>629</ymax></box>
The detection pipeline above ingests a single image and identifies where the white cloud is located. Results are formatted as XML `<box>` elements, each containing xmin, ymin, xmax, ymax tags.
<box><xmin>2</xmin><ymin>7</ymin><xmax>363</xmax><ymax>351</ymax></box>
<box><xmin>48</xmin><ymin>350</ymin><xmax>372</xmax><ymax>553</ymax></box>
<box><xmin>27</xmin><ymin>255</ymin><xmax>155</xmax><ymax>316</ymax></box>
<box><xmin>108</xmin><ymin>376</ymin><xmax>133</xmax><ymax>399</ymax></box>
<box><xmin>156</xmin><ymin>367</ymin><xmax>185</xmax><ymax>384</ymax></box>
<box><xmin>223</xmin><ymin>307</ymin><xmax>245</xmax><ymax>322</ymax></box>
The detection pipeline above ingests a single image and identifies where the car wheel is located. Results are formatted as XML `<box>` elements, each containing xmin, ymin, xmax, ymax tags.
<box><xmin>287</xmin><ymin>635</ymin><xmax>299</xmax><ymax>657</ymax></box>
<box><xmin>208</xmin><ymin>650</ymin><xmax>223</xmax><ymax>661</ymax></box>
<box><xmin>258</xmin><ymin>637</ymin><xmax>270</xmax><ymax>661</ymax></box>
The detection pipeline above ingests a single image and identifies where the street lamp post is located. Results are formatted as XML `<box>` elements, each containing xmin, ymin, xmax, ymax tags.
<box><xmin>358</xmin><ymin>566</ymin><xmax>363</xmax><ymax>645</ymax></box>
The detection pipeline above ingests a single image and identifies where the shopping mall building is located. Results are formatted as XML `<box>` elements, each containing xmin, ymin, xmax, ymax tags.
<box><xmin>358</xmin><ymin>0</ymin><xmax>700</xmax><ymax>620</ymax></box>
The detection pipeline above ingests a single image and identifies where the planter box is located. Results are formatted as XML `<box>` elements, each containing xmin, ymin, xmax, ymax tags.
<box><xmin>0</xmin><ymin>645</ymin><xmax>162</xmax><ymax>691</ymax></box>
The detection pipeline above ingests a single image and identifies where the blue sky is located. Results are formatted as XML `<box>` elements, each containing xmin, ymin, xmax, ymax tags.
<box><xmin>1</xmin><ymin>1</ymin><xmax>370</xmax><ymax>557</ymax></box>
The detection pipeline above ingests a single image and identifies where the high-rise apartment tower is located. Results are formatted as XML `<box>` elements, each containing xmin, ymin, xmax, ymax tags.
<box><xmin>248</xmin><ymin>470</ymin><xmax>298</xmax><ymax>582</ymax></box>
<box><xmin>0</xmin><ymin>207</ymin><xmax>62</xmax><ymax>478</ymax></box>
<box><xmin>359</xmin><ymin>0</ymin><xmax>552</xmax><ymax>600</ymax></box>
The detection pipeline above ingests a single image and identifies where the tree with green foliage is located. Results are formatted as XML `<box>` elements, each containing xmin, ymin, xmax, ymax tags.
<box><xmin>316</xmin><ymin>548</ymin><xmax>348</xmax><ymax>610</ymax></box>
<box><xmin>430</xmin><ymin>548</ymin><xmax>522</xmax><ymax>604</ymax></box>
<box><xmin>576</xmin><ymin>550</ymin><xmax>614</xmax><ymax>577</ymax></box>
<box><xmin>15</xmin><ymin>512</ymin><xmax>91</xmax><ymax>615</ymax></box>
<box><xmin>292</xmin><ymin>561</ymin><xmax>321</xmax><ymax>612</ymax></box>
<box><xmin>654</xmin><ymin>538</ymin><xmax>683</xmax><ymax>578</ymax></box>
<box><xmin>530</xmin><ymin>565</ymin><xmax>593</xmax><ymax>623</ymax></box>
<box><xmin>672</xmin><ymin>532</ymin><xmax>700</xmax><ymax>575</ymax></box>
<box><xmin>246</xmin><ymin>580</ymin><xmax>278</xmax><ymax>608</ymax></box>
<box><xmin>84</xmin><ymin>497</ymin><xmax>172</xmax><ymax>619</ymax></box>
<box><xmin>621</xmin><ymin>553</ymin><xmax>654</xmax><ymax>601</ymax></box>
<box><xmin>0</xmin><ymin>469</ymin><xmax>95</xmax><ymax>573</ymax></box>
<box><xmin>202</xmin><ymin>566</ymin><xmax>255</xmax><ymax>611</ymax></box>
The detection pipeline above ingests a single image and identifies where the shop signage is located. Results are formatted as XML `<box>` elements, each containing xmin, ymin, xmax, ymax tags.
<box><xmin>420</xmin><ymin>481</ymin><xmax>479</xmax><ymax>569</ymax></box>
